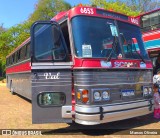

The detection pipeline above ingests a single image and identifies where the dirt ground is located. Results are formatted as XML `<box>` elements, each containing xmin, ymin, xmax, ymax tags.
<box><xmin>0</xmin><ymin>82</ymin><xmax>160</xmax><ymax>137</ymax></box>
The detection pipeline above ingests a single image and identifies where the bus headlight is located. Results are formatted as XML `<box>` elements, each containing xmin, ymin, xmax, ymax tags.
<box><xmin>94</xmin><ymin>91</ymin><xmax>101</xmax><ymax>101</ymax></box>
<box><xmin>143</xmin><ymin>87</ymin><xmax>148</xmax><ymax>96</ymax></box>
<box><xmin>143</xmin><ymin>86</ymin><xmax>152</xmax><ymax>97</ymax></box>
<box><xmin>148</xmin><ymin>87</ymin><xmax>152</xmax><ymax>95</ymax></box>
<box><xmin>102</xmin><ymin>91</ymin><xmax>110</xmax><ymax>100</ymax></box>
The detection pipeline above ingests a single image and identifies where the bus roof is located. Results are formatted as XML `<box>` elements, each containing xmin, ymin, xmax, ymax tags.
<box><xmin>51</xmin><ymin>6</ymin><xmax>139</xmax><ymax>26</ymax></box>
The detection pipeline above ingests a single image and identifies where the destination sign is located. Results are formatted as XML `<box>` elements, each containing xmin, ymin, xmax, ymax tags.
<box><xmin>96</xmin><ymin>9</ymin><xmax>128</xmax><ymax>21</ymax></box>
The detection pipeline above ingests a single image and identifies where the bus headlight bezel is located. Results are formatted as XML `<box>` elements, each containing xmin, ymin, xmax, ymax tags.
<box><xmin>92</xmin><ymin>89</ymin><xmax>110</xmax><ymax>102</ymax></box>
<box><xmin>143</xmin><ymin>86</ymin><xmax>153</xmax><ymax>97</ymax></box>
<box><xmin>93</xmin><ymin>91</ymin><xmax>101</xmax><ymax>101</ymax></box>
<box><xmin>102</xmin><ymin>91</ymin><xmax>110</xmax><ymax>100</ymax></box>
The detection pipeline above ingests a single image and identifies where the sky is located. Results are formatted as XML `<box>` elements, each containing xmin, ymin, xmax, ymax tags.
<box><xmin>0</xmin><ymin>0</ymin><xmax>90</xmax><ymax>29</ymax></box>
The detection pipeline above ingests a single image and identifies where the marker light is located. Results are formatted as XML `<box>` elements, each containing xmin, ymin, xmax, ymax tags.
<box><xmin>77</xmin><ymin>92</ymin><xmax>81</xmax><ymax>100</ymax></box>
<box><xmin>94</xmin><ymin>91</ymin><xmax>101</xmax><ymax>101</ymax></box>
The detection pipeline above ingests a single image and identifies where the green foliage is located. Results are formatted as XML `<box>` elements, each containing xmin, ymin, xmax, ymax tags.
<box><xmin>90</xmin><ymin>0</ymin><xmax>160</xmax><ymax>14</ymax></box>
<box><xmin>90</xmin><ymin>0</ymin><xmax>140</xmax><ymax>16</ymax></box>
<box><xmin>29</xmin><ymin>0</ymin><xmax>71</xmax><ymax>22</ymax></box>
<box><xmin>0</xmin><ymin>21</ymin><xmax>31</xmax><ymax>65</ymax></box>
<box><xmin>124</xmin><ymin>0</ymin><xmax>160</xmax><ymax>12</ymax></box>
<box><xmin>0</xmin><ymin>24</ymin><xmax>5</xmax><ymax>33</ymax></box>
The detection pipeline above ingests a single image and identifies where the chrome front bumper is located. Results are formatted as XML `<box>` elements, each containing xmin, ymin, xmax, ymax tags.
<box><xmin>75</xmin><ymin>99</ymin><xmax>154</xmax><ymax>125</ymax></box>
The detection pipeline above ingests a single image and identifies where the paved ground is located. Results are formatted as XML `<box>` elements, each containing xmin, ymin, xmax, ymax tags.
<box><xmin>0</xmin><ymin>83</ymin><xmax>159</xmax><ymax>137</ymax></box>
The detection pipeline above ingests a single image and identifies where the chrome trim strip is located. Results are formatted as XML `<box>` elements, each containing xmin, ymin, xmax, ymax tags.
<box><xmin>6</xmin><ymin>71</ymin><xmax>31</xmax><ymax>75</ymax></box>
<box><xmin>31</xmin><ymin>65</ymin><xmax>72</xmax><ymax>69</ymax></box>
<box><xmin>6</xmin><ymin>58</ymin><xmax>31</xmax><ymax>68</ymax></box>
<box><xmin>74</xmin><ymin>82</ymin><xmax>152</xmax><ymax>87</ymax></box>
<box><xmin>32</xmin><ymin>74</ymin><xmax>71</xmax><ymax>77</ymax></box>
<box><xmin>32</xmin><ymin>62</ymin><xmax>73</xmax><ymax>66</ymax></box>
<box><xmin>74</xmin><ymin>67</ymin><xmax>153</xmax><ymax>70</ymax></box>
<box><xmin>32</xmin><ymin>84</ymin><xmax>72</xmax><ymax>87</ymax></box>
<box><xmin>32</xmin><ymin>78</ymin><xmax>70</xmax><ymax>80</ymax></box>
<box><xmin>32</xmin><ymin>81</ymin><xmax>71</xmax><ymax>83</ymax></box>
<box><xmin>75</xmin><ymin>106</ymin><xmax>153</xmax><ymax>125</ymax></box>
<box><xmin>75</xmin><ymin>100</ymin><xmax>154</xmax><ymax>113</ymax></box>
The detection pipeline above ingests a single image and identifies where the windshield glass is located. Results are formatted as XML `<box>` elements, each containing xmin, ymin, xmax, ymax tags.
<box><xmin>71</xmin><ymin>16</ymin><xmax>149</xmax><ymax>60</ymax></box>
<box><xmin>71</xmin><ymin>16</ymin><xmax>121</xmax><ymax>58</ymax></box>
<box><xmin>117</xmin><ymin>21</ymin><xmax>149</xmax><ymax>60</ymax></box>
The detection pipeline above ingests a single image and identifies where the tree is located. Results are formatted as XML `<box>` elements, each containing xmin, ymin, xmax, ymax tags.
<box><xmin>123</xmin><ymin>0</ymin><xmax>160</xmax><ymax>13</ymax></box>
<box><xmin>90</xmin><ymin>0</ymin><xmax>140</xmax><ymax>16</ymax></box>
<box><xmin>0</xmin><ymin>24</ymin><xmax>5</xmax><ymax>34</ymax></box>
<box><xmin>0</xmin><ymin>21</ymin><xmax>32</xmax><ymax>76</ymax></box>
<box><xmin>91</xmin><ymin>0</ymin><xmax>160</xmax><ymax>13</ymax></box>
<box><xmin>29</xmin><ymin>0</ymin><xmax>71</xmax><ymax>22</ymax></box>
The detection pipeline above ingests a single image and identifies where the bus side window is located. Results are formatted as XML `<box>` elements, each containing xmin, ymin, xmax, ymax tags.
<box><xmin>25</xmin><ymin>43</ymin><xmax>30</xmax><ymax>59</ymax></box>
<box><xmin>21</xmin><ymin>46</ymin><xmax>26</xmax><ymax>60</ymax></box>
<box><xmin>17</xmin><ymin>49</ymin><xmax>21</xmax><ymax>62</ymax></box>
<box><xmin>12</xmin><ymin>54</ymin><xmax>15</xmax><ymax>64</ymax></box>
<box><xmin>15</xmin><ymin>51</ymin><xmax>18</xmax><ymax>63</ymax></box>
<box><xmin>6</xmin><ymin>58</ymin><xmax>9</xmax><ymax>66</ymax></box>
<box><xmin>9</xmin><ymin>56</ymin><xmax>11</xmax><ymax>65</ymax></box>
<box><xmin>60</xmin><ymin>21</ymin><xmax>71</xmax><ymax>61</ymax></box>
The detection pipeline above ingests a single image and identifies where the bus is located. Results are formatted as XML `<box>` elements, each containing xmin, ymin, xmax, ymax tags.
<box><xmin>138</xmin><ymin>8</ymin><xmax>160</xmax><ymax>74</ymax></box>
<box><xmin>6</xmin><ymin>6</ymin><xmax>153</xmax><ymax>125</ymax></box>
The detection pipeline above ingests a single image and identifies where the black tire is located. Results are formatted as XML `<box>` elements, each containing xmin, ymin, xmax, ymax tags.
<box><xmin>10</xmin><ymin>81</ymin><xmax>15</xmax><ymax>95</ymax></box>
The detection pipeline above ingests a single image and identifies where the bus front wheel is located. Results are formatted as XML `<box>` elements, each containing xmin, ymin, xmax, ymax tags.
<box><xmin>10</xmin><ymin>81</ymin><xmax>15</xmax><ymax>95</ymax></box>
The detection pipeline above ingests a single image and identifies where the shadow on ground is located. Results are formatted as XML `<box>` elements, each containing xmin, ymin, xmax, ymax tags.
<box><xmin>42</xmin><ymin>113</ymin><xmax>158</xmax><ymax>136</ymax></box>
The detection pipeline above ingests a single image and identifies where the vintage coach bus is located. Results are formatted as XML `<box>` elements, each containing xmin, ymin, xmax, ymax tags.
<box><xmin>6</xmin><ymin>6</ymin><xmax>154</xmax><ymax>125</ymax></box>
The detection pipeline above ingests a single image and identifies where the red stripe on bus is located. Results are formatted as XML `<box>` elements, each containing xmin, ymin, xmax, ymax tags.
<box><xmin>74</xmin><ymin>58</ymin><xmax>152</xmax><ymax>69</ymax></box>
<box><xmin>6</xmin><ymin>62</ymin><xmax>31</xmax><ymax>74</ymax></box>
<box><xmin>143</xmin><ymin>31</ymin><xmax>160</xmax><ymax>42</ymax></box>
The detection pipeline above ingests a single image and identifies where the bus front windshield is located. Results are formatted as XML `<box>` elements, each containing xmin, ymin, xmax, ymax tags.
<box><xmin>71</xmin><ymin>16</ymin><xmax>150</xmax><ymax>60</ymax></box>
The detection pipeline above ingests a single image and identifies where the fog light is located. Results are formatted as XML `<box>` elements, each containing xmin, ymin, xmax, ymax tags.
<box><xmin>102</xmin><ymin>91</ymin><xmax>110</xmax><ymax>100</ymax></box>
<box><xmin>94</xmin><ymin>91</ymin><xmax>101</xmax><ymax>101</ymax></box>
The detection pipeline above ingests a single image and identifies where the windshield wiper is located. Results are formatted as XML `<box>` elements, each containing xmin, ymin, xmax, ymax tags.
<box><xmin>106</xmin><ymin>36</ymin><xmax>118</xmax><ymax>62</ymax></box>
<box><xmin>132</xmin><ymin>40</ymin><xmax>146</xmax><ymax>63</ymax></box>
<box><xmin>135</xmin><ymin>49</ymin><xmax>145</xmax><ymax>63</ymax></box>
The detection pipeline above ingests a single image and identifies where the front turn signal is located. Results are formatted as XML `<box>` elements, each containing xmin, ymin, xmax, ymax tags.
<box><xmin>82</xmin><ymin>89</ymin><xmax>89</xmax><ymax>103</ymax></box>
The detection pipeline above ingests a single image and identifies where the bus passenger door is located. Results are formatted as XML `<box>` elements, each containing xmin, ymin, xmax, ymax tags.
<box><xmin>30</xmin><ymin>21</ymin><xmax>72</xmax><ymax>124</ymax></box>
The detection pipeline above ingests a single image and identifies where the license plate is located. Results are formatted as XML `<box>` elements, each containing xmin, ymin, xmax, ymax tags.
<box><xmin>121</xmin><ymin>89</ymin><xmax>135</xmax><ymax>97</ymax></box>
